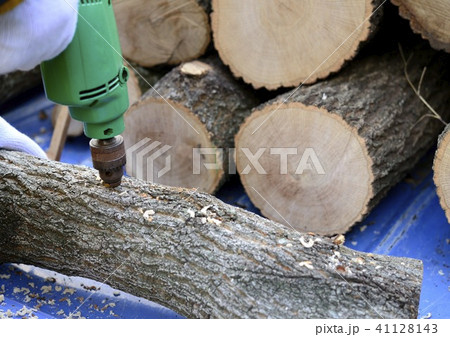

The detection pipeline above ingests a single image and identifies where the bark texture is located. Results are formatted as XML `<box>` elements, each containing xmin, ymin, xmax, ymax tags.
<box><xmin>236</xmin><ymin>44</ymin><xmax>450</xmax><ymax>234</ymax></box>
<box><xmin>273</xmin><ymin>47</ymin><xmax>450</xmax><ymax>210</ymax></box>
<box><xmin>127</xmin><ymin>62</ymin><xmax>170</xmax><ymax>94</ymax></box>
<box><xmin>0</xmin><ymin>67</ymin><xmax>42</xmax><ymax>105</ymax></box>
<box><xmin>0</xmin><ymin>150</ymin><xmax>422</xmax><ymax>319</ymax></box>
<box><xmin>124</xmin><ymin>57</ymin><xmax>258</xmax><ymax>193</ymax></box>
<box><xmin>143</xmin><ymin>58</ymin><xmax>258</xmax><ymax>161</ymax></box>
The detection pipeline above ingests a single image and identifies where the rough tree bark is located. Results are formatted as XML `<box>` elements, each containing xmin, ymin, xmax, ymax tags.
<box><xmin>113</xmin><ymin>0</ymin><xmax>211</xmax><ymax>67</ymax></box>
<box><xmin>211</xmin><ymin>0</ymin><xmax>383</xmax><ymax>89</ymax></box>
<box><xmin>0</xmin><ymin>150</ymin><xmax>422</xmax><ymax>319</ymax></box>
<box><xmin>123</xmin><ymin>57</ymin><xmax>258</xmax><ymax>194</ymax></box>
<box><xmin>235</xmin><ymin>44</ymin><xmax>450</xmax><ymax>235</ymax></box>
<box><xmin>127</xmin><ymin>62</ymin><xmax>171</xmax><ymax>94</ymax></box>
<box><xmin>433</xmin><ymin>123</ymin><xmax>450</xmax><ymax>223</ymax></box>
<box><xmin>391</xmin><ymin>0</ymin><xmax>450</xmax><ymax>53</ymax></box>
<box><xmin>0</xmin><ymin>67</ymin><xmax>42</xmax><ymax>106</ymax></box>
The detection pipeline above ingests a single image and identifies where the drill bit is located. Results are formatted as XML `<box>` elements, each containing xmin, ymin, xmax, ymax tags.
<box><xmin>89</xmin><ymin>136</ymin><xmax>126</xmax><ymax>187</ymax></box>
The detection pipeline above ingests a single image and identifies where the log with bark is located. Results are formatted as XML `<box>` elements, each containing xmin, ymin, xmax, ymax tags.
<box><xmin>0</xmin><ymin>67</ymin><xmax>42</xmax><ymax>106</ymax></box>
<box><xmin>433</xmin><ymin>123</ymin><xmax>450</xmax><ymax>223</ymax></box>
<box><xmin>127</xmin><ymin>62</ymin><xmax>171</xmax><ymax>94</ymax></box>
<box><xmin>113</xmin><ymin>0</ymin><xmax>211</xmax><ymax>67</ymax></box>
<box><xmin>123</xmin><ymin>58</ymin><xmax>259</xmax><ymax>194</ymax></box>
<box><xmin>0</xmin><ymin>150</ymin><xmax>423</xmax><ymax>318</ymax></box>
<box><xmin>235</xmin><ymin>44</ymin><xmax>450</xmax><ymax>235</ymax></box>
<box><xmin>211</xmin><ymin>0</ymin><xmax>383</xmax><ymax>89</ymax></box>
<box><xmin>391</xmin><ymin>0</ymin><xmax>450</xmax><ymax>53</ymax></box>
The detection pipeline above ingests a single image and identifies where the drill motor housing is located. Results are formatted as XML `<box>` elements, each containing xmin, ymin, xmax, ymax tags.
<box><xmin>40</xmin><ymin>0</ymin><xmax>129</xmax><ymax>140</ymax></box>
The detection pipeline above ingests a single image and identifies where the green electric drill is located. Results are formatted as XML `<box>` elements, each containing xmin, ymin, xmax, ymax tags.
<box><xmin>41</xmin><ymin>0</ymin><xmax>129</xmax><ymax>187</ymax></box>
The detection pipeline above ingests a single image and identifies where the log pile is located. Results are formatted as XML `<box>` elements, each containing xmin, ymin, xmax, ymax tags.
<box><xmin>1</xmin><ymin>3</ymin><xmax>448</xmax><ymax>229</ymax></box>
<box><xmin>4</xmin><ymin>0</ymin><xmax>450</xmax><ymax>318</ymax></box>
<box><xmin>235</xmin><ymin>45</ymin><xmax>450</xmax><ymax>235</ymax></box>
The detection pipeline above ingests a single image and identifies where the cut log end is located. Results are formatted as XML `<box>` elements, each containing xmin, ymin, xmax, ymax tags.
<box><xmin>124</xmin><ymin>98</ymin><xmax>224</xmax><ymax>194</ymax></box>
<box><xmin>236</xmin><ymin>45</ymin><xmax>450</xmax><ymax>235</ymax></box>
<box><xmin>391</xmin><ymin>0</ymin><xmax>450</xmax><ymax>53</ymax></box>
<box><xmin>180</xmin><ymin>61</ymin><xmax>212</xmax><ymax>76</ymax></box>
<box><xmin>211</xmin><ymin>0</ymin><xmax>379</xmax><ymax>89</ymax></box>
<box><xmin>114</xmin><ymin>0</ymin><xmax>211</xmax><ymax>67</ymax></box>
<box><xmin>236</xmin><ymin>102</ymin><xmax>374</xmax><ymax>235</ymax></box>
<box><xmin>124</xmin><ymin>58</ymin><xmax>258</xmax><ymax>194</ymax></box>
<box><xmin>433</xmin><ymin>124</ymin><xmax>450</xmax><ymax>223</ymax></box>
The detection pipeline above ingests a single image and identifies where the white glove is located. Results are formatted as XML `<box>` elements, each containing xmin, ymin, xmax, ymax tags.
<box><xmin>0</xmin><ymin>117</ymin><xmax>47</xmax><ymax>159</ymax></box>
<box><xmin>0</xmin><ymin>0</ymin><xmax>79</xmax><ymax>74</ymax></box>
<box><xmin>0</xmin><ymin>0</ymin><xmax>78</xmax><ymax>158</ymax></box>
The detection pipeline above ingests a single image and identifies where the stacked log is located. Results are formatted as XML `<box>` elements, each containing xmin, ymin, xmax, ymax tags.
<box><xmin>123</xmin><ymin>58</ymin><xmax>258</xmax><ymax>193</ymax></box>
<box><xmin>113</xmin><ymin>0</ymin><xmax>211</xmax><ymax>67</ymax></box>
<box><xmin>211</xmin><ymin>0</ymin><xmax>384</xmax><ymax>89</ymax></box>
<box><xmin>235</xmin><ymin>46</ymin><xmax>450</xmax><ymax>234</ymax></box>
<box><xmin>391</xmin><ymin>0</ymin><xmax>450</xmax><ymax>53</ymax></box>
<box><xmin>434</xmin><ymin>125</ymin><xmax>450</xmax><ymax>222</ymax></box>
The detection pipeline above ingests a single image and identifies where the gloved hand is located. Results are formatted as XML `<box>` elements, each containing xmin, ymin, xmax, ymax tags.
<box><xmin>0</xmin><ymin>117</ymin><xmax>47</xmax><ymax>158</ymax></box>
<box><xmin>0</xmin><ymin>0</ymin><xmax>79</xmax><ymax>74</ymax></box>
<box><xmin>0</xmin><ymin>0</ymin><xmax>78</xmax><ymax>159</ymax></box>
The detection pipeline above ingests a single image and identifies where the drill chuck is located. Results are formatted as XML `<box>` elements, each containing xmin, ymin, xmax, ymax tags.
<box><xmin>90</xmin><ymin>136</ymin><xmax>126</xmax><ymax>187</ymax></box>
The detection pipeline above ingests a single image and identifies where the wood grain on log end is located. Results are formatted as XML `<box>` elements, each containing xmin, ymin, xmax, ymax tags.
<box><xmin>125</xmin><ymin>97</ymin><xmax>223</xmax><ymax>193</ymax></box>
<box><xmin>124</xmin><ymin>58</ymin><xmax>258</xmax><ymax>194</ymax></box>
<box><xmin>236</xmin><ymin>102</ymin><xmax>374</xmax><ymax>235</ymax></box>
<box><xmin>391</xmin><ymin>0</ymin><xmax>450</xmax><ymax>53</ymax></box>
<box><xmin>113</xmin><ymin>0</ymin><xmax>211</xmax><ymax>67</ymax></box>
<box><xmin>236</xmin><ymin>46</ymin><xmax>450</xmax><ymax>235</ymax></box>
<box><xmin>433</xmin><ymin>124</ymin><xmax>450</xmax><ymax>223</ymax></box>
<box><xmin>211</xmin><ymin>0</ymin><xmax>383</xmax><ymax>89</ymax></box>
